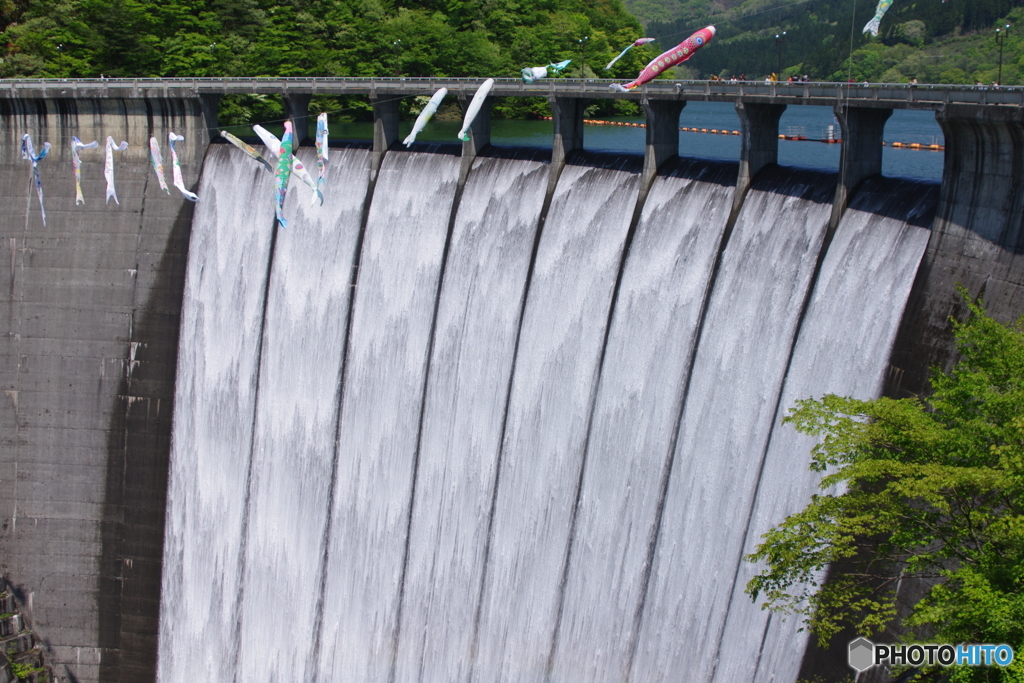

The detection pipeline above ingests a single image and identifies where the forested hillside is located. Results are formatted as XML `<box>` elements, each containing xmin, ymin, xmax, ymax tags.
<box><xmin>0</xmin><ymin>0</ymin><xmax>646</xmax><ymax>80</ymax></box>
<box><xmin>644</xmin><ymin>0</ymin><xmax>1024</xmax><ymax>83</ymax></box>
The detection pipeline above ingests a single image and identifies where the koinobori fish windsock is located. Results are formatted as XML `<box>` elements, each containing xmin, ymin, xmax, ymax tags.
<box><xmin>22</xmin><ymin>134</ymin><xmax>51</xmax><ymax>225</ymax></box>
<box><xmin>168</xmin><ymin>133</ymin><xmax>199</xmax><ymax>202</ymax></box>
<box><xmin>315</xmin><ymin>113</ymin><xmax>328</xmax><ymax>196</ymax></box>
<box><xmin>71</xmin><ymin>137</ymin><xmax>98</xmax><ymax>205</ymax></box>
<box><xmin>404</xmin><ymin>88</ymin><xmax>447</xmax><ymax>146</ymax></box>
<box><xmin>521</xmin><ymin>59</ymin><xmax>572</xmax><ymax>84</ymax></box>
<box><xmin>253</xmin><ymin>124</ymin><xmax>322</xmax><ymax>205</ymax></box>
<box><xmin>605</xmin><ymin>37</ymin><xmax>656</xmax><ymax>70</ymax></box>
<box><xmin>610</xmin><ymin>26</ymin><xmax>716</xmax><ymax>91</ymax></box>
<box><xmin>274</xmin><ymin>121</ymin><xmax>294</xmax><ymax>228</ymax></box>
<box><xmin>104</xmin><ymin>136</ymin><xmax>129</xmax><ymax>205</ymax></box>
<box><xmin>220</xmin><ymin>131</ymin><xmax>274</xmax><ymax>174</ymax></box>
<box><xmin>863</xmin><ymin>0</ymin><xmax>894</xmax><ymax>36</ymax></box>
<box><xmin>149</xmin><ymin>137</ymin><xmax>170</xmax><ymax>194</ymax></box>
<box><xmin>458</xmin><ymin>78</ymin><xmax>495</xmax><ymax>142</ymax></box>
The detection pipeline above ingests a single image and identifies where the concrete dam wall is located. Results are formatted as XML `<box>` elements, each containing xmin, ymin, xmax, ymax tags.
<box><xmin>0</xmin><ymin>96</ymin><xmax>1022</xmax><ymax>682</ymax></box>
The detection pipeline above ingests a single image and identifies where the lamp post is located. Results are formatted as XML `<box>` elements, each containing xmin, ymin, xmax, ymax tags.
<box><xmin>996</xmin><ymin>24</ymin><xmax>1010</xmax><ymax>86</ymax></box>
<box><xmin>775</xmin><ymin>31</ymin><xmax>787</xmax><ymax>78</ymax></box>
<box><xmin>392</xmin><ymin>39</ymin><xmax>402</xmax><ymax>77</ymax></box>
<box><xmin>578</xmin><ymin>36</ymin><xmax>589</xmax><ymax>78</ymax></box>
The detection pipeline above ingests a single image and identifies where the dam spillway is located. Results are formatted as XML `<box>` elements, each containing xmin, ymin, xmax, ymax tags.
<box><xmin>2</xmin><ymin>89</ymin><xmax>1024</xmax><ymax>683</ymax></box>
<box><xmin>157</xmin><ymin>143</ymin><xmax>934</xmax><ymax>682</ymax></box>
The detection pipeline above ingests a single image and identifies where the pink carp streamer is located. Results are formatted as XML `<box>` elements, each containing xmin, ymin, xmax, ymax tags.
<box><xmin>104</xmin><ymin>136</ymin><xmax>129</xmax><ymax>205</ymax></box>
<box><xmin>168</xmin><ymin>133</ymin><xmax>198</xmax><ymax>202</ymax></box>
<box><xmin>605</xmin><ymin>37</ymin><xmax>656</xmax><ymax>70</ymax></box>
<box><xmin>274</xmin><ymin>122</ymin><xmax>294</xmax><ymax>227</ymax></box>
<box><xmin>71</xmin><ymin>136</ymin><xmax>98</xmax><ymax>205</ymax></box>
<box><xmin>22</xmin><ymin>134</ymin><xmax>51</xmax><ymax>225</ymax></box>
<box><xmin>149</xmin><ymin>137</ymin><xmax>171</xmax><ymax>194</ymax></box>
<box><xmin>610</xmin><ymin>26</ymin><xmax>716</xmax><ymax>91</ymax></box>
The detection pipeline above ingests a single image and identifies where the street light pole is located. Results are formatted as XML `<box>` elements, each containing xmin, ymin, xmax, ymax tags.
<box><xmin>578</xmin><ymin>36</ymin><xmax>589</xmax><ymax>78</ymax></box>
<box><xmin>775</xmin><ymin>31</ymin><xmax>787</xmax><ymax>77</ymax></box>
<box><xmin>996</xmin><ymin>24</ymin><xmax>1010</xmax><ymax>85</ymax></box>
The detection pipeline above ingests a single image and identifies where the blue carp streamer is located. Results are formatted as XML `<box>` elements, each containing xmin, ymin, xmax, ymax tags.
<box><xmin>168</xmin><ymin>133</ymin><xmax>199</xmax><ymax>202</ymax></box>
<box><xmin>71</xmin><ymin>136</ymin><xmax>98</xmax><ymax>205</ymax></box>
<box><xmin>22</xmin><ymin>134</ymin><xmax>51</xmax><ymax>225</ymax></box>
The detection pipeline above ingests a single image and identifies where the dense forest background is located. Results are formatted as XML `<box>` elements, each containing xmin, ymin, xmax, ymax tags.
<box><xmin>645</xmin><ymin>0</ymin><xmax>1024</xmax><ymax>83</ymax></box>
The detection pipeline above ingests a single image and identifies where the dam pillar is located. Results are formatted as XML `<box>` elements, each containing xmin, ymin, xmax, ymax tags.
<box><xmin>283</xmin><ymin>93</ymin><xmax>312</xmax><ymax>144</ymax></box>
<box><xmin>199</xmin><ymin>93</ymin><xmax>221</xmax><ymax>142</ymax></box>
<box><xmin>457</xmin><ymin>92</ymin><xmax>494</xmax><ymax>182</ymax></box>
<box><xmin>830</xmin><ymin>105</ymin><xmax>892</xmax><ymax>231</ymax></box>
<box><xmin>733</xmin><ymin>101</ymin><xmax>786</xmax><ymax>216</ymax></box>
<box><xmin>641</xmin><ymin>97</ymin><xmax>685</xmax><ymax>187</ymax></box>
<box><xmin>370</xmin><ymin>94</ymin><xmax>400</xmax><ymax>178</ymax></box>
<box><xmin>888</xmin><ymin>104</ymin><xmax>1024</xmax><ymax>396</ymax></box>
<box><xmin>549</xmin><ymin>96</ymin><xmax>586</xmax><ymax>173</ymax></box>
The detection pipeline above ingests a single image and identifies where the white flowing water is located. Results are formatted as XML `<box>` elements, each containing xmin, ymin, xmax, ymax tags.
<box><xmin>548</xmin><ymin>159</ymin><xmax>736</xmax><ymax>683</ymax></box>
<box><xmin>393</xmin><ymin>153</ymin><xmax>550</xmax><ymax>683</ymax></box>
<box><xmin>472</xmin><ymin>160</ymin><xmax>641</xmax><ymax>681</ymax></box>
<box><xmin>712</xmin><ymin>178</ymin><xmax>934</xmax><ymax>683</ymax></box>
<box><xmin>160</xmin><ymin>147</ymin><xmax>937</xmax><ymax>683</ymax></box>
<box><xmin>315</xmin><ymin>149</ymin><xmax>461</xmax><ymax>682</ymax></box>
<box><xmin>157</xmin><ymin>145</ymin><xmax>277</xmax><ymax>681</ymax></box>
<box><xmin>631</xmin><ymin>169</ymin><xmax>837</xmax><ymax>683</ymax></box>
<box><xmin>235</xmin><ymin>147</ymin><xmax>370</xmax><ymax>682</ymax></box>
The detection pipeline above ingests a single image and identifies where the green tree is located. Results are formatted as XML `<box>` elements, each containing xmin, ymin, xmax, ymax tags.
<box><xmin>746</xmin><ymin>295</ymin><xmax>1024</xmax><ymax>682</ymax></box>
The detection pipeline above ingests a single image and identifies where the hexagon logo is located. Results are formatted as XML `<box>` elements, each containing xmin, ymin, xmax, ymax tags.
<box><xmin>848</xmin><ymin>637</ymin><xmax>875</xmax><ymax>672</ymax></box>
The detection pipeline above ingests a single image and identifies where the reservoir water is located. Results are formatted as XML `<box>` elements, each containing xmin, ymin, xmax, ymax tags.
<box><xmin>311</xmin><ymin>101</ymin><xmax>944</xmax><ymax>181</ymax></box>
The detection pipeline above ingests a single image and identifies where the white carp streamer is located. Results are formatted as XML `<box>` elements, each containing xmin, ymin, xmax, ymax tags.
<box><xmin>22</xmin><ymin>134</ymin><xmax>51</xmax><ymax>225</ymax></box>
<box><xmin>71</xmin><ymin>136</ymin><xmax>98</xmax><ymax>205</ymax></box>
<box><xmin>605</xmin><ymin>38</ymin><xmax>655</xmax><ymax>70</ymax></box>
<box><xmin>404</xmin><ymin>88</ymin><xmax>447</xmax><ymax>147</ymax></box>
<box><xmin>149</xmin><ymin>137</ymin><xmax>171</xmax><ymax>194</ymax></box>
<box><xmin>458</xmin><ymin>79</ymin><xmax>494</xmax><ymax>142</ymax></box>
<box><xmin>104</xmin><ymin>136</ymin><xmax>129</xmax><ymax>205</ymax></box>
<box><xmin>168</xmin><ymin>133</ymin><xmax>199</xmax><ymax>202</ymax></box>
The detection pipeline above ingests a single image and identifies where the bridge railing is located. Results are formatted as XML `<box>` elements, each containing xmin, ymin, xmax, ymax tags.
<box><xmin>1</xmin><ymin>77</ymin><xmax>1022</xmax><ymax>108</ymax></box>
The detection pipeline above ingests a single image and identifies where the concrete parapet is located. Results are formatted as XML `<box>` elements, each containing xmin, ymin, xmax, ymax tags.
<box><xmin>889</xmin><ymin>104</ymin><xmax>1024</xmax><ymax>396</ymax></box>
<box><xmin>283</xmin><ymin>93</ymin><xmax>312</xmax><ymax>144</ymax></box>
<box><xmin>641</xmin><ymin>97</ymin><xmax>685</xmax><ymax>187</ymax></box>
<box><xmin>370</xmin><ymin>95</ymin><xmax>400</xmax><ymax>178</ymax></box>
<box><xmin>0</xmin><ymin>97</ymin><xmax>202</xmax><ymax>683</ymax></box>
<box><xmin>830</xmin><ymin>105</ymin><xmax>892</xmax><ymax>232</ymax></box>
<box><xmin>733</xmin><ymin>101</ymin><xmax>785</xmax><ymax>216</ymax></box>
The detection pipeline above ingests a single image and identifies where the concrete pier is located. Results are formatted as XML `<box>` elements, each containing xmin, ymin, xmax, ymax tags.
<box><xmin>283</xmin><ymin>93</ymin><xmax>312</xmax><ymax>144</ymax></box>
<box><xmin>641</xmin><ymin>97</ymin><xmax>686</xmax><ymax>187</ymax></box>
<box><xmin>733</xmin><ymin>101</ymin><xmax>786</xmax><ymax>216</ymax></box>
<box><xmin>549</xmin><ymin>96</ymin><xmax>585</xmax><ymax>177</ymax></box>
<box><xmin>830</xmin><ymin>105</ymin><xmax>892</xmax><ymax>231</ymax></box>
<box><xmin>370</xmin><ymin>94</ymin><xmax>400</xmax><ymax>178</ymax></box>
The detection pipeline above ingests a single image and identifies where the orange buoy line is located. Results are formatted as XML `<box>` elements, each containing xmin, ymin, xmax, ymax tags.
<box><xmin>539</xmin><ymin>117</ymin><xmax>944</xmax><ymax>150</ymax></box>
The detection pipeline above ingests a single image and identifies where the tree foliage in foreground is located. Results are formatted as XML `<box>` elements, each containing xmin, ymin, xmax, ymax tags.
<box><xmin>747</xmin><ymin>295</ymin><xmax>1024</xmax><ymax>682</ymax></box>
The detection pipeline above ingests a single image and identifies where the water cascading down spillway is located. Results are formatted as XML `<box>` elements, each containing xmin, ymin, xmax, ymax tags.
<box><xmin>158</xmin><ymin>140</ymin><xmax>935</xmax><ymax>682</ymax></box>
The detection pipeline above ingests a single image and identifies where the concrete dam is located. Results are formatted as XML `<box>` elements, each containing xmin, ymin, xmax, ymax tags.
<box><xmin>1</xmin><ymin>79</ymin><xmax>1023</xmax><ymax>683</ymax></box>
